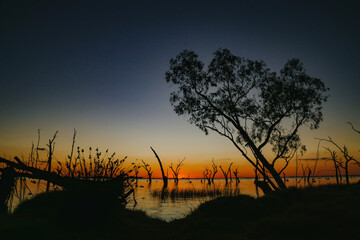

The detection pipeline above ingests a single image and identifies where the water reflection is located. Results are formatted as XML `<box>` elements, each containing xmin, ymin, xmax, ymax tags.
<box><xmin>127</xmin><ymin>176</ymin><xmax>360</xmax><ymax>221</ymax></box>
<box><xmin>9</xmin><ymin>176</ymin><xmax>360</xmax><ymax>222</ymax></box>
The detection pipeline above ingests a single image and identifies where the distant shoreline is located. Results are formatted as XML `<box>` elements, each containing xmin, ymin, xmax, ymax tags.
<box><xmin>147</xmin><ymin>175</ymin><xmax>360</xmax><ymax>180</ymax></box>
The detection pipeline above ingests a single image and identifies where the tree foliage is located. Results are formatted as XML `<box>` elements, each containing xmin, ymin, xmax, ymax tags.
<box><xmin>166</xmin><ymin>49</ymin><xmax>328</xmax><ymax>191</ymax></box>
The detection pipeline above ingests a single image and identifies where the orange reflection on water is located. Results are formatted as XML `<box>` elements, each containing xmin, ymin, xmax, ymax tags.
<box><xmin>128</xmin><ymin>176</ymin><xmax>360</xmax><ymax>221</ymax></box>
<box><xmin>9</xmin><ymin>176</ymin><xmax>360</xmax><ymax>222</ymax></box>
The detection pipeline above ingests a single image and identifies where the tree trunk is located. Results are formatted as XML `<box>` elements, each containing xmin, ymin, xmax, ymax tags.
<box><xmin>239</xmin><ymin>128</ymin><xmax>286</xmax><ymax>190</ymax></box>
<box><xmin>150</xmin><ymin>147</ymin><xmax>168</xmax><ymax>187</ymax></box>
<box><xmin>345</xmin><ymin>162</ymin><xmax>349</xmax><ymax>185</ymax></box>
<box><xmin>254</xmin><ymin>179</ymin><xmax>272</xmax><ymax>194</ymax></box>
<box><xmin>46</xmin><ymin>144</ymin><xmax>53</xmax><ymax>192</ymax></box>
<box><xmin>334</xmin><ymin>162</ymin><xmax>339</xmax><ymax>184</ymax></box>
<box><xmin>251</xmin><ymin>146</ymin><xmax>286</xmax><ymax>190</ymax></box>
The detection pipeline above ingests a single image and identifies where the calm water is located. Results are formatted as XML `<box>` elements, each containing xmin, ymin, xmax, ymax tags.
<box><xmin>126</xmin><ymin>176</ymin><xmax>360</xmax><ymax>221</ymax></box>
<box><xmin>11</xmin><ymin>176</ymin><xmax>360</xmax><ymax>222</ymax></box>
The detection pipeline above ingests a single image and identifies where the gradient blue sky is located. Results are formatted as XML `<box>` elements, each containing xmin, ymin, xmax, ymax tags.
<box><xmin>1</xmin><ymin>0</ymin><xmax>359</xmax><ymax>177</ymax></box>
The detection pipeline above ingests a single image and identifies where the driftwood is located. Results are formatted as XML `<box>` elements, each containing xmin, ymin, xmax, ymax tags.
<box><xmin>0</xmin><ymin>156</ymin><xmax>133</xmax><ymax>212</ymax></box>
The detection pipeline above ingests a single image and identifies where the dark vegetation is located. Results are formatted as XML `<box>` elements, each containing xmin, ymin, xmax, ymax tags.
<box><xmin>0</xmin><ymin>183</ymin><xmax>359</xmax><ymax>239</ymax></box>
<box><xmin>151</xmin><ymin>184</ymin><xmax>241</xmax><ymax>200</ymax></box>
<box><xmin>174</xmin><ymin>183</ymin><xmax>360</xmax><ymax>240</ymax></box>
<box><xmin>0</xmin><ymin>130</ymin><xmax>135</xmax><ymax>215</ymax></box>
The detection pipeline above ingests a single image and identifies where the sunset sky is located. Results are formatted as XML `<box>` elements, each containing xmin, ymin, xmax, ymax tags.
<box><xmin>1</xmin><ymin>0</ymin><xmax>360</xmax><ymax>178</ymax></box>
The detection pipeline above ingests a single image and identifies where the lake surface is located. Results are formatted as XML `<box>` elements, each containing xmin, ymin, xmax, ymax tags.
<box><xmin>126</xmin><ymin>176</ymin><xmax>360</xmax><ymax>221</ymax></box>
<box><xmin>10</xmin><ymin>176</ymin><xmax>360</xmax><ymax>222</ymax></box>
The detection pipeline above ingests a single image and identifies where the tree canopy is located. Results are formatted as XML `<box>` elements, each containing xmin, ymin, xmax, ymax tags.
<box><xmin>166</xmin><ymin>49</ymin><xmax>329</xmax><ymax>191</ymax></box>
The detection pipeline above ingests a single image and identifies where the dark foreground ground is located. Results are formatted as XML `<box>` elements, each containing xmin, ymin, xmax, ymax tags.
<box><xmin>1</xmin><ymin>183</ymin><xmax>359</xmax><ymax>240</ymax></box>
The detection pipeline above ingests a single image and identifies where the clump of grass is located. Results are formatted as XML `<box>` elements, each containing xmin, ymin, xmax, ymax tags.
<box><xmin>151</xmin><ymin>186</ymin><xmax>241</xmax><ymax>200</ymax></box>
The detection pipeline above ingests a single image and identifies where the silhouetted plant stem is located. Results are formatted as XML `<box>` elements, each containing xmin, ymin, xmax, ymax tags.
<box><xmin>35</xmin><ymin>129</ymin><xmax>40</xmax><ymax>168</ymax></box>
<box><xmin>68</xmin><ymin>129</ymin><xmax>76</xmax><ymax>177</ymax></box>
<box><xmin>46</xmin><ymin>131</ymin><xmax>58</xmax><ymax>192</ymax></box>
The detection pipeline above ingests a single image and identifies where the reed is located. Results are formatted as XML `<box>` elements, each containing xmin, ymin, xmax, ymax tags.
<box><xmin>1</xmin><ymin>129</ymin><xmax>136</xmax><ymax>213</ymax></box>
<box><xmin>151</xmin><ymin>186</ymin><xmax>241</xmax><ymax>200</ymax></box>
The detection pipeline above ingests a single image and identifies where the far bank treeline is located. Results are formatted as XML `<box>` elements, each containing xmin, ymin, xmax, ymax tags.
<box><xmin>1</xmin><ymin>49</ymin><xmax>360</xmax><ymax>212</ymax></box>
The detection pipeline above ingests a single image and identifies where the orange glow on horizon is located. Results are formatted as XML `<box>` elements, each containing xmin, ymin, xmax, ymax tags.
<box><xmin>2</xmin><ymin>141</ymin><xmax>360</xmax><ymax>180</ymax></box>
<box><xmin>137</xmin><ymin>160</ymin><xmax>360</xmax><ymax>179</ymax></box>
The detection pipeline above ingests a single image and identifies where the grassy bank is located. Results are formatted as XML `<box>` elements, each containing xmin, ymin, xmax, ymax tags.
<box><xmin>1</xmin><ymin>184</ymin><xmax>359</xmax><ymax>239</ymax></box>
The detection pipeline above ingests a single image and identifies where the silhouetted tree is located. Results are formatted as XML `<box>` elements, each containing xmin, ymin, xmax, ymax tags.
<box><xmin>150</xmin><ymin>147</ymin><xmax>168</xmax><ymax>187</ymax></box>
<box><xmin>324</xmin><ymin>147</ymin><xmax>341</xmax><ymax>184</ymax></box>
<box><xmin>141</xmin><ymin>160</ymin><xmax>153</xmax><ymax>183</ymax></box>
<box><xmin>166</xmin><ymin>49</ymin><xmax>328</xmax><ymax>191</ymax></box>
<box><xmin>219</xmin><ymin>163</ymin><xmax>233</xmax><ymax>184</ymax></box>
<box><xmin>169</xmin><ymin>158</ymin><xmax>185</xmax><ymax>184</ymax></box>
<box><xmin>131</xmin><ymin>162</ymin><xmax>141</xmax><ymax>186</ymax></box>
<box><xmin>203</xmin><ymin>167</ymin><xmax>212</xmax><ymax>185</ymax></box>
<box><xmin>318</xmin><ymin>123</ymin><xmax>360</xmax><ymax>184</ymax></box>
<box><xmin>233</xmin><ymin>167</ymin><xmax>240</xmax><ymax>184</ymax></box>
<box><xmin>319</xmin><ymin>137</ymin><xmax>359</xmax><ymax>185</ymax></box>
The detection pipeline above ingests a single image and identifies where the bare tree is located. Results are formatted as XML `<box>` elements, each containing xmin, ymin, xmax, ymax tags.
<box><xmin>324</xmin><ymin>147</ymin><xmax>341</xmax><ymax>184</ymax></box>
<box><xmin>131</xmin><ymin>162</ymin><xmax>141</xmax><ymax>186</ymax></box>
<box><xmin>141</xmin><ymin>160</ymin><xmax>153</xmax><ymax>183</ymax></box>
<box><xmin>219</xmin><ymin>162</ymin><xmax>233</xmax><ymax>184</ymax></box>
<box><xmin>169</xmin><ymin>158</ymin><xmax>185</xmax><ymax>184</ymax></box>
<box><xmin>211</xmin><ymin>159</ymin><xmax>218</xmax><ymax>183</ymax></box>
<box><xmin>150</xmin><ymin>147</ymin><xmax>168</xmax><ymax>187</ymax></box>
<box><xmin>203</xmin><ymin>167</ymin><xmax>212</xmax><ymax>185</ymax></box>
<box><xmin>318</xmin><ymin>137</ymin><xmax>359</xmax><ymax>184</ymax></box>
<box><xmin>300</xmin><ymin>163</ymin><xmax>312</xmax><ymax>187</ymax></box>
<box><xmin>233</xmin><ymin>167</ymin><xmax>240</xmax><ymax>184</ymax></box>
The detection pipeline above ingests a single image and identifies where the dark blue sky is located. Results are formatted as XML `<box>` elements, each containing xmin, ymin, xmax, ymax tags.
<box><xmin>1</xmin><ymin>0</ymin><xmax>360</xmax><ymax>170</ymax></box>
